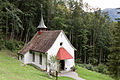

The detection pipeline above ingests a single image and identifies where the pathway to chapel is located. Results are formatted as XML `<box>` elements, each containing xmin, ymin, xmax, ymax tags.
<box><xmin>58</xmin><ymin>71</ymin><xmax>85</xmax><ymax>80</ymax></box>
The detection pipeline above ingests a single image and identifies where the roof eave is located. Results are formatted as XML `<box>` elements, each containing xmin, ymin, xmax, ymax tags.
<box><xmin>61</xmin><ymin>30</ymin><xmax>77</xmax><ymax>51</ymax></box>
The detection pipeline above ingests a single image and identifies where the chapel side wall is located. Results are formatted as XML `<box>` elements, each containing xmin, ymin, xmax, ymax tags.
<box><xmin>64</xmin><ymin>49</ymin><xmax>74</xmax><ymax>70</ymax></box>
<box><xmin>23</xmin><ymin>51</ymin><xmax>46</xmax><ymax>70</ymax></box>
<box><xmin>19</xmin><ymin>55</ymin><xmax>24</xmax><ymax>63</ymax></box>
<box><xmin>41</xmin><ymin>54</ymin><xmax>47</xmax><ymax>70</ymax></box>
<box><xmin>24</xmin><ymin>51</ymin><xmax>32</xmax><ymax>64</ymax></box>
<box><xmin>47</xmin><ymin>31</ymin><xmax>75</xmax><ymax>71</ymax></box>
<box><xmin>33</xmin><ymin>53</ymin><xmax>46</xmax><ymax>70</ymax></box>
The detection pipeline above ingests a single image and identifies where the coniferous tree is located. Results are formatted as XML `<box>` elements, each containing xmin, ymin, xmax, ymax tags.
<box><xmin>108</xmin><ymin>21</ymin><xmax>120</xmax><ymax>79</ymax></box>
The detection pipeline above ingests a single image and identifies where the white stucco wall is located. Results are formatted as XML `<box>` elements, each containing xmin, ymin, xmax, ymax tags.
<box><xmin>32</xmin><ymin>52</ymin><xmax>47</xmax><ymax>70</ymax></box>
<box><xmin>47</xmin><ymin>31</ymin><xmax>75</xmax><ymax>72</ymax></box>
<box><xmin>19</xmin><ymin>51</ymin><xmax>47</xmax><ymax>71</ymax></box>
<box><xmin>19</xmin><ymin>55</ymin><xmax>24</xmax><ymax>63</ymax></box>
<box><xmin>19</xmin><ymin>51</ymin><xmax>32</xmax><ymax>64</ymax></box>
<box><xmin>24</xmin><ymin>51</ymin><xmax>32</xmax><ymax>64</ymax></box>
<box><xmin>19</xmin><ymin>31</ymin><xmax>75</xmax><ymax>72</ymax></box>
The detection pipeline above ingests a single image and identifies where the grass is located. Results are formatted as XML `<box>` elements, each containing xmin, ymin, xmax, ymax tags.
<box><xmin>0</xmin><ymin>50</ymin><xmax>114</xmax><ymax>80</ymax></box>
<box><xmin>0</xmin><ymin>50</ymin><xmax>74</xmax><ymax>80</ymax></box>
<box><xmin>76</xmin><ymin>66</ymin><xmax>114</xmax><ymax>80</ymax></box>
<box><xmin>55</xmin><ymin>77</ymin><xmax>75</xmax><ymax>80</ymax></box>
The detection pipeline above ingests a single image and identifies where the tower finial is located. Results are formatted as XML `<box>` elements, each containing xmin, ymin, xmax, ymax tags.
<box><xmin>37</xmin><ymin>4</ymin><xmax>47</xmax><ymax>34</ymax></box>
<box><xmin>37</xmin><ymin>4</ymin><xmax>47</xmax><ymax>29</ymax></box>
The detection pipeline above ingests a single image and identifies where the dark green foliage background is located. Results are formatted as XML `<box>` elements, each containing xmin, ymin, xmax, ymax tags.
<box><xmin>0</xmin><ymin>0</ymin><xmax>119</xmax><ymax>79</ymax></box>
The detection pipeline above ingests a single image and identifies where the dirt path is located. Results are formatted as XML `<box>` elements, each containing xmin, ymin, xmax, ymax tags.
<box><xmin>58</xmin><ymin>71</ymin><xmax>85</xmax><ymax>80</ymax></box>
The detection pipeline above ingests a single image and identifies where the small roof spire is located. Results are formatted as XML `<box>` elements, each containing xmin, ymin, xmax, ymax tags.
<box><xmin>37</xmin><ymin>13</ymin><xmax>47</xmax><ymax>29</ymax></box>
<box><xmin>37</xmin><ymin>4</ymin><xmax>47</xmax><ymax>29</ymax></box>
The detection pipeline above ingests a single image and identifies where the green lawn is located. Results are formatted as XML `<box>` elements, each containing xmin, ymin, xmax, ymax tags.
<box><xmin>0</xmin><ymin>50</ymin><xmax>114</xmax><ymax>80</ymax></box>
<box><xmin>56</xmin><ymin>77</ymin><xmax>75</xmax><ymax>80</ymax></box>
<box><xmin>76</xmin><ymin>66</ymin><xmax>114</xmax><ymax>80</ymax></box>
<box><xmin>0</xmin><ymin>50</ymin><xmax>74</xmax><ymax>80</ymax></box>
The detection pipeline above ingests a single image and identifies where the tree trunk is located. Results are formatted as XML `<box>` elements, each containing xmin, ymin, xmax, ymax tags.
<box><xmin>89</xmin><ymin>30</ymin><xmax>93</xmax><ymax>64</ymax></box>
<box><xmin>69</xmin><ymin>30</ymin><xmax>72</xmax><ymax>42</ymax></box>
<box><xmin>6</xmin><ymin>13</ymin><xmax>8</xmax><ymax>39</ymax></box>
<box><xmin>93</xmin><ymin>29</ymin><xmax>95</xmax><ymax>59</ymax></box>
<box><xmin>25</xmin><ymin>27</ymin><xmax>30</xmax><ymax>43</ymax></box>
<box><xmin>20</xmin><ymin>14</ymin><xmax>24</xmax><ymax>41</ymax></box>
<box><xmin>10</xmin><ymin>26</ymin><xmax>13</xmax><ymax>40</ymax></box>
<box><xmin>20</xmin><ymin>29</ymin><xmax>23</xmax><ymax>41</ymax></box>
<box><xmin>99</xmin><ymin>48</ymin><xmax>102</xmax><ymax>64</ymax></box>
<box><xmin>84</xmin><ymin>49</ymin><xmax>86</xmax><ymax>64</ymax></box>
<box><xmin>56</xmin><ymin>71</ymin><xmax>58</xmax><ymax>80</ymax></box>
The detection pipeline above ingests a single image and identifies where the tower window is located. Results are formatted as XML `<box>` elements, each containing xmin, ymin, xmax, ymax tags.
<box><xmin>60</xmin><ymin>42</ymin><xmax>63</xmax><ymax>46</ymax></box>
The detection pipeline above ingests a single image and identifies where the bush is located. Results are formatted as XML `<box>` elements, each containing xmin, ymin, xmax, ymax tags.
<box><xmin>78</xmin><ymin>64</ymin><xmax>94</xmax><ymax>71</ymax></box>
<box><xmin>77</xmin><ymin>64</ymin><xmax>109</xmax><ymax>74</ymax></box>
<box><xmin>5</xmin><ymin>40</ymin><xmax>24</xmax><ymax>51</ymax></box>
<box><xmin>75</xmin><ymin>58</ymin><xmax>82</xmax><ymax>63</ymax></box>
<box><xmin>70</xmin><ymin>66</ymin><xmax>76</xmax><ymax>71</ymax></box>
<box><xmin>5</xmin><ymin>40</ymin><xmax>15</xmax><ymax>51</ymax></box>
<box><xmin>0</xmin><ymin>40</ymin><xmax>5</xmax><ymax>50</ymax></box>
<box><xmin>96</xmin><ymin>64</ymin><xmax>109</xmax><ymax>74</ymax></box>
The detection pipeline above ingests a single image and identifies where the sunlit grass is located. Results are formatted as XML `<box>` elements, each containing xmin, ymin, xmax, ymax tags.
<box><xmin>76</xmin><ymin>66</ymin><xmax>114</xmax><ymax>80</ymax></box>
<box><xmin>0</xmin><ymin>50</ymin><xmax>74</xmax><ymax>80</ymax></box>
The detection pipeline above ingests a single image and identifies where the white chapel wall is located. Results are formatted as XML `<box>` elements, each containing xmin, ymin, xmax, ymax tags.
<box><xmin>21</xmin><ymin>51</ymin><xmax>47</xmax><ymax>70</ymax></box>
<box><xmin>31</xmin><ymin>52</ymin><xmax>47</xmax><ymax>70</ymax></box>
<box><xmin>47</xmin><ymin>31</ymin><xmax>75</xmax><ymax>71</ymax></box>
<box><xmin>19</xmin><ymin>55</ymin><xmax>24</xmax><ymax>63</ymax></box>
<box><xmin>24</xmin><ymin>51</ymin><xmax>32</xmax><ymax>64</ymax></box>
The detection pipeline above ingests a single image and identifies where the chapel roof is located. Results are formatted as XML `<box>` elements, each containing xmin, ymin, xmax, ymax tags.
<box><xmin>18</xmin><ymin>30</ymin><xmax>61</xmax><ymax>55</ymax></box>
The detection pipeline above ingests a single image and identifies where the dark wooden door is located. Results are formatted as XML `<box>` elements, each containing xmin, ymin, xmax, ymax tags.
<box><xmin>60</xmin><ymin>60</ymin><xmax>65</xmax><ymax>71</ymax></box>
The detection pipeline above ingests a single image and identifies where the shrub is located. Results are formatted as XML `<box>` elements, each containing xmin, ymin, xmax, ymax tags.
<box><xmin>96</xmin><ymin>64</ymin><xmax>109</xmax><ymax>74</ymax></box>
<box><xmin>5</xmin><ymin>40</ymin><xmax>24</xmax><ymax>51</ymax></box>
<box><xmin>70</xmin><ymin>66</ymin><xmax>76</xmax><ymax>71</ymax></box>
<box><xmin>5</xmin><ymin>40</ymin><xmax>15</xmax><ymax>51</ymax></box>
<box><xmin>77</xmin><ymin>64</ymin><xmax>109</xmax><ymax>74</ymax></box>
<box><xmin>78</xmin><ymin>64</ymin><xmax>94</xmax><ymax>71</ymax></box>
<box><xmin>75</xmin><ymin>58</ymin><xmax>82</xmax><ymax>63</ymax></box>
<box><xmin>0</xmin><ymin>39</ymin><xmax>5</xmax><ymax>50</ymax></box>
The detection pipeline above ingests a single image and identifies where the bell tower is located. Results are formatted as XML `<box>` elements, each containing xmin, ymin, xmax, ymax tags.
<box><xmin>37</xmin><ymin>5</ymin><xmax>47</xmax><ymax>34</ymax></box>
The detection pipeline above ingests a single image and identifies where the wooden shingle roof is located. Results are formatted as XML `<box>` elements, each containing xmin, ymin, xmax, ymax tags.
<box><xmin>18</xmin><ymin>30</ymin><xmax>61</xmax><ymax>55</ymax></box>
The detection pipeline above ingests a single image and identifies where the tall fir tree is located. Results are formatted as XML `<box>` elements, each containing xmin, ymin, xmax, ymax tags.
<box><xmin>108</xmin><ymin>21</ymin><xmax>120</xmax><ymax>80</ymax></box>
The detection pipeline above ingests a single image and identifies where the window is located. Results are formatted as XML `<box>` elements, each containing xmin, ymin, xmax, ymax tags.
<box><xmin>32</xmin><ymin>53</ymin><xmax>35</xmax><ymax>62</ymax></box>
<box><xmin>60</xmin><ymin>42</ymin><xmax>63</xmax><ymax>46</ymax></box>
<box><xmin>21</xmin><ymin>55</ymin><xmax>23</xmax><ymax>60</ymax></box>
<box><xmin>18</xmin><ymin>54</ymin><xmax>20</xmax><ymax>60</ymax></box>
<box><xmin>39</xmin><ymin>54</ymin><xmax>42</xmax><ymax>65</ymax></box>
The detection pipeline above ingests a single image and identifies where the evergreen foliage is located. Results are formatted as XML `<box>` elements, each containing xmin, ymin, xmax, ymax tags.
<box><xmin>0</xmin><ymin>0</ymin><xmax>119</xmax><ymax>79</ymax></box>
<box><xmin>108</xmin><ymin>21</ymin><xmax>120</xmax><ymax>80</ymax></box>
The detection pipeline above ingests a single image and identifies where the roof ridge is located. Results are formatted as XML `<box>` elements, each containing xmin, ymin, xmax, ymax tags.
<box><xmin>19</xmin><ymin>30</ymin><xmax>61</xmax><ymax>54</ymax></box>
<box><xmin>45</xmin><ymin>30</ymin><xmax>62</xmax><ymax>31</ymax></box>
<box><xmin>41</xmin><ymin>30</ymin><xmax>62</xmax><ymax>32</ymax></box>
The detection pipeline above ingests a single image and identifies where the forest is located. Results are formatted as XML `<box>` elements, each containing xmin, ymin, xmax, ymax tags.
<box><xmin>0</xmin><ymin>0</ymin><xmax>120</xmax><ymax>79</ymax></box>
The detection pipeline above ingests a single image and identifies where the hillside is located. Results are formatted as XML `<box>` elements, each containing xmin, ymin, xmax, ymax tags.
<box><xmin>1</xmin><ymin>1</ymin><xmax>119</xmax><ymax>79</ymax></box>
<box><xmin>76</xmin><ymin>66</ymin><xmax>114</xmax><ymax>80</ymax></box>
<box><xmin>0</xmin><ymin>50</ymin><xmax>114</xmax><ymax>80</ymax></box>
<box><xmin>0</xmin><ymin>50</ymin><xmax>74</xmax><ymax>80</ymax></box>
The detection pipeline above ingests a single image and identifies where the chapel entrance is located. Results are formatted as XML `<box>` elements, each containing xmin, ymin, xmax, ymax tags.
<box><xmin>60</xmin><ymin>60</ymin><xmax>65</xmax><ymax>71</ymax></box>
